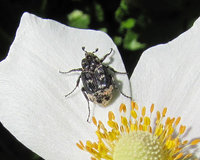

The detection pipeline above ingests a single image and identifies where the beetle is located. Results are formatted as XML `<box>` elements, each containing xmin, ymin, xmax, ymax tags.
<box><xmin>59</xmin><ymin>47</ymin><xmax>131</xmax><ymax>122</ymax></box>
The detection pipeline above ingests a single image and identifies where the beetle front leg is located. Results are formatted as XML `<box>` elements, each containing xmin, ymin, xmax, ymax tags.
<box><xmin>59</xmin><ymin>68</ymin><xmax>82</xmax><ymax>74</ymax></box>
<box><xmin>100</xmin><ymin>48</ymin><xmax>113</xmax><ymax>63</ymax></box>
<box><xmin>81</xmin><ymin>87</ymin><xmax>91</xmax><ymax>122</ymax></box>
<box><xmin>65</xmin><ymin>75</ymin><xmax>81</xmax><ymax>97</ymax></box>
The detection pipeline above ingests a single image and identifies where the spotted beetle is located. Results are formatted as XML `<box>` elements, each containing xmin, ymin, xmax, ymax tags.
<box><xmin>59</xmin><ymin>47</ymin><xmax>131</xmax><ymax>122</ymax></box>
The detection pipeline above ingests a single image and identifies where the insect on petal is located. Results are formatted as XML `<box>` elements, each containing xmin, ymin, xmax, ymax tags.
<box><xmin>0</xmin><ymin>13</ymin><xmax>131</xmax><ymax>160</ymax></box>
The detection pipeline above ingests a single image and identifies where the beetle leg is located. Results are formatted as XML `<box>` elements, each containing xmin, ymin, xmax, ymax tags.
<box><xmin>100</xmin><ymin>48</ymin><xmax>113</xmax><ymax>63</ymax></box>
<box><xmin>81</xmin><ymin>87</ymin><xmax>91</xmax><ymax>122</ymax></box>
<box><xmin>59</xmin><ymin>68</ymin><xmax>82</xmax><ymax>74</ymax></box>
<box><xmin>107</xmin><ymin>66</ymin><xmax>128</xmax><ymax>74</ymax></box>
<box><xmin>113</xmin><ymin>78</ymin><xmax>132</xmax><ymax>100</ymax></box>
<box><xmin>118</xmin><ymin>88</ymin><xmax>132</xmax><ymax>100</ymax></box>
<box><xmin>65</xmin><ymin>75</ymin><xmax>81</xmax><ymax>97</ymax></box>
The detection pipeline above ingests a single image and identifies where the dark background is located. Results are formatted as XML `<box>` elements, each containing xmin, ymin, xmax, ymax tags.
<box><xmin>0</xmin><ymin>0</ymin><xmax>200</xmax><ymax>159</ymax></box>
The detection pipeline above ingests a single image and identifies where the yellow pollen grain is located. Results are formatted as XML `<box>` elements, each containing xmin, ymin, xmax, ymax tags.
<box><xmin>86</xmin><ymin>140</ymin><xmax>93</xmax><ymax>148</ymax></box>
<box><xmin>142</xmin><ymin>106</ymin><xmax>146</xmax><ymax>116</ymax></box>
<box><xmin>108</xmin><ymin>111</ymin><xmax>115</xmax><ymax>121</ymax></box>
<box><xmin>175</xmin><ymin>117</ymin><xmax>181</xmax><ymax>126</ymax></box>
<box><xmin>121</xmin><ymin>116</ymin><xmax>128</xmax><ymax>126</ymax></box>
<box><xmin>165</xmin><ymin>117</ymin><xmax>171</xmax><ymax>126</ymax></box>
<box><xmin>120</xmin><ymin>125</ymin><xmax>124</xmax><ymax>132</ymax></box>
<box><xmin>183</xmin><ymin>140</ymin><xmax>188</xmax><ymax>145</ymax></box>
<box><xmin>150</xmin><ymin>104</ymin><xmax>154</xmax><ymax>113</ymax></box>
<box><xmin>167</xmin><ymin>126</ymin><xmax>174</xmax><ymax>135</ymax></box>
<box><xmin>131</xmin><ymin>101</ymin><xmax>135</xmax><ymax>110</ymax></box>
<box><xmin>134</xmin><ymin>102</ymin><xmax>139</xmax><ymax>110</ymax></box>
<box><xmin>131</xmin><ymin>110</ymin><xmax>137</xmax><ymax>119</ymax></box>
<box><xmin>162</xmin><ymin>107</ymin><xmax>167</xmax><ymax>117</ymax></box>
<box><xmin>79</xmin><ymin>140</ymin><xmax>84</xmax><ymax>147</ymax></box>
<box><xmin>131</xmin><ymin>101</ymin><xmax>139</xmax><ymax>110</ymax></box>
<box><xmin>92</xmin><ymin>142</ymin><xmax>98</xmax><ymax>150</ymax></box>
<box><xmin>108</xmin><ymin>120</ymin><xmax>118</xmax><ymax>129</ymax></box>
<box><xmin>170</xmin><ymin>117</ymin><xmax>175</xmax><ymax>124</ymax></box>
<box><xmin>119</xmin><ymin>103</ymin><xmax>126</xmax><ymax>113</ymax></box>
<box><xmin>184</xmin><ymin>153</ymin><xmax>192</xmax><ymax>159</ymax></box>
<box><xmin>179</xmin><ymin>125</ymin><xmax>186</xmax><ymax>135</ymax></box>
<box><xmin>76</xmin><ymin>143</ymin><xmax>84</xmax><ymax>150</ymax></box>
<box><xmin>98</xmin><ymin>121</ymin><xmax>103</xmax><ymax>128</ymax></box>
<box><xmin>139</xmin><ymin>117</ymin><xmax>143</xmax><ymax>123</ymax></box>
<box><xmin>174</xmin><ymin>152</ymin><xmax>183</xmax><ymax>160</ymax></box>
<box><xmin>144</xmin><ymin>116</ymin><xmax>150</xmax><ymax>126</ymax></box>
<box><xmin>157</xmin><ymin>111</ymin><xmax>161</xmax><ymax>121</ymax></box>
<box><xmin>139</xmin><ymin>124</ymin><xmax>143</xmax><ymax>130</ymax></box>
<box><xmin>92</xmin><ymin>117</ymin><xmax>97</xmax><ymax>126</ymax></box>
<box><xmin>191</xmin><ymin>139</ymin><xmax>200</xmax><ymax>145</ymax></box>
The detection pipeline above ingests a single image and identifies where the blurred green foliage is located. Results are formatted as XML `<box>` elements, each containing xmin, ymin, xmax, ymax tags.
<box><xmin>123</xmin><ymin>30</ymin><xmax>145</xmax><ymax>50</ymax></box>
<box><xmin>66</xmin><ymin>0</ymin><xmax>145</xmax><ymax>51</ymax></box>
<box><xmin>67</xmin><ymin>10</ymin><xmax>90</xmax><ymax>28</ymax></box>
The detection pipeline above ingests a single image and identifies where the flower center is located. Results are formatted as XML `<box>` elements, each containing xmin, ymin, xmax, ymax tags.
<box><xmin>113</xmin><ymin>131</ymin><xmax>166</xmax><ymax>160</ymax></box>
<box><xmin>77</xmin><ymin>102</ymin><xmax>200</xmax><ymax>160</ymax></box>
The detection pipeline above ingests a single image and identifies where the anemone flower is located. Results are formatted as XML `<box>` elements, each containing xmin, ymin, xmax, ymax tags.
<box><xmin>0</xmin><ymin>12</ymin><xmax>199</xmax><ymax>160</ymax></box>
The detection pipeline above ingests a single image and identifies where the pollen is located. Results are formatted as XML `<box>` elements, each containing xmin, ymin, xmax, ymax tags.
<box><xmin>76</xmin><ymin>101</ymin><xmax>200</xmax><ymax>160</ymax></box>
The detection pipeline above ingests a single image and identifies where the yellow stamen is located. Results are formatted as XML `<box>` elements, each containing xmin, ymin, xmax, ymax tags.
<box><xmin>150</xmin><ymin>104</ymin><xmax>154</xmax><ymax>113</ymax></box>
<box><xmin>191</xmin><ymin>139</ymin><xmax>200</xmax><ymax>145</ymax></box>
<box><xmin>108</xmin><ymin>111</ymin><xmax>115</xmax><ymax>121</ymax></box>
<box><xmin>141</xmin><ymin>106</ymin><xmax>146</xmax><ymax>117</ymax></box>
<box><xmin>119</xmin><ymin>103</ymin><xmax>126</xmax><ymax>113</ymax></box>
<box><xmin>92</xmin><ymin>117</ymin><xmax>97</xmax><ymax>126</ymax></box>
<box><xmin>162</xmin><ymin>107</ymin><xmax>167</xmax><ymax>117</ymax></box>
<box><xmin>77</xmin><ymin>101</ymin><xmax>200</xmax><ymax>160</ymax></box>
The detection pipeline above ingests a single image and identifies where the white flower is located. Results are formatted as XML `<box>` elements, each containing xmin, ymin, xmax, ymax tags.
<box><xmin>0</xmin><ymin>12</ymin><xmax>199</xmax><ymax>160</ymax></box>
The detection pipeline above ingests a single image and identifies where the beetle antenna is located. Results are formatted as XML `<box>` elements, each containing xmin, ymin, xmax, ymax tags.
<box><xmin>92</xmin><ymin>48</ymin><xmax>98</xmax><ymax>54</ymax></box>
<box><xmin>82</xmin><ymin>46</ymin><xmax>86</xmax><ymax>53</ymax></box>
<box><xmin>82</xmin><ymin>46</ymin><xmax>89</xmax><ymax>56</ymax></box>
<box><xmin>82</xmin><ymin>46</ymin><xmax>98</xmax><ymax>55</ymax></box>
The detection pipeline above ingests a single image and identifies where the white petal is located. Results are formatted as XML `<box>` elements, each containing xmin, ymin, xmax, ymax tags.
<box><xmin>0</xmin><ymin>13</ymin><xmax>131</xmax><ymax>160</ymax></box>
<box><xmin>131</xmin><ymin>17</ymin><xmax>200</xmax><ymax>156</ymax></box>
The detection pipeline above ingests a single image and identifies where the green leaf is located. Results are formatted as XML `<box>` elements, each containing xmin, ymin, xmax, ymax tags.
<box><xmin>95</xmin><ymin>3</ymin><xmax>104</xmax><ymax>22</ymax></box>
<box><xmin>99</xmin><ymin>28</ymin><xmax>108</xmax><ymax>33</ymax></box>
<box><xmin>115</xmin><ymin>0</ymin><xmax>128</xmax><ymax>22</ymax></box>
<box><xmin>121</xmin><ymin>18</ymin><xmax>136</xmax><ymax>30</ymax></box>
<box><xmin>123</xmin><ymin>30</ymin><xmax>146</xmax><ymax>51</ymax></box>
<box><xmin>114</xmin><ymin>36</ymin><xmax>122</xmax><ymax>46</ymax></box>
<box><xmin>32</xmin><ymin>154</ymin><xmax>41</xmax><ymax>160</ymax></box>
<box><xmin>119</xmin><ymin>0</ymin><xmax>128</xmax><ymax>11</ymax></box>
<box><xmin>67</xmin><ymin>10</ymin><xmax>90</xmax><ymax>29</ymax></box>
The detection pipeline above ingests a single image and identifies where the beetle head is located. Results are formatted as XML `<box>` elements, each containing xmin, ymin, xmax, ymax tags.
<box><xmin>81</xmin><ymin>47</ymin><xmax>100</xmax><ymax>71</ymax></box>
<box><xmin>82</xmin><ymin>47</ymin><xmax>98</xmax><ymax>57</ymax></box>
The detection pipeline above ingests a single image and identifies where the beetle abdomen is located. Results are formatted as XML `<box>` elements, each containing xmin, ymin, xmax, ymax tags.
<box><xmin>81</xmin><ymin>65</ymin><xmax>112</xmax><ymax>92</ymax></box>
<box><xmin>87</xmin><ymin>85</ymin><xmax>114</xmax><ymax>106</ymax></box>
<box><xmin>81</xmin><ymin>64</ymin><xmax>114</xmax><ymax>105</ymax></box>
<box><xmin>94</xmin><ymin>65</ymin><xmax>112</xmax><ymax>89</ymax></box>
